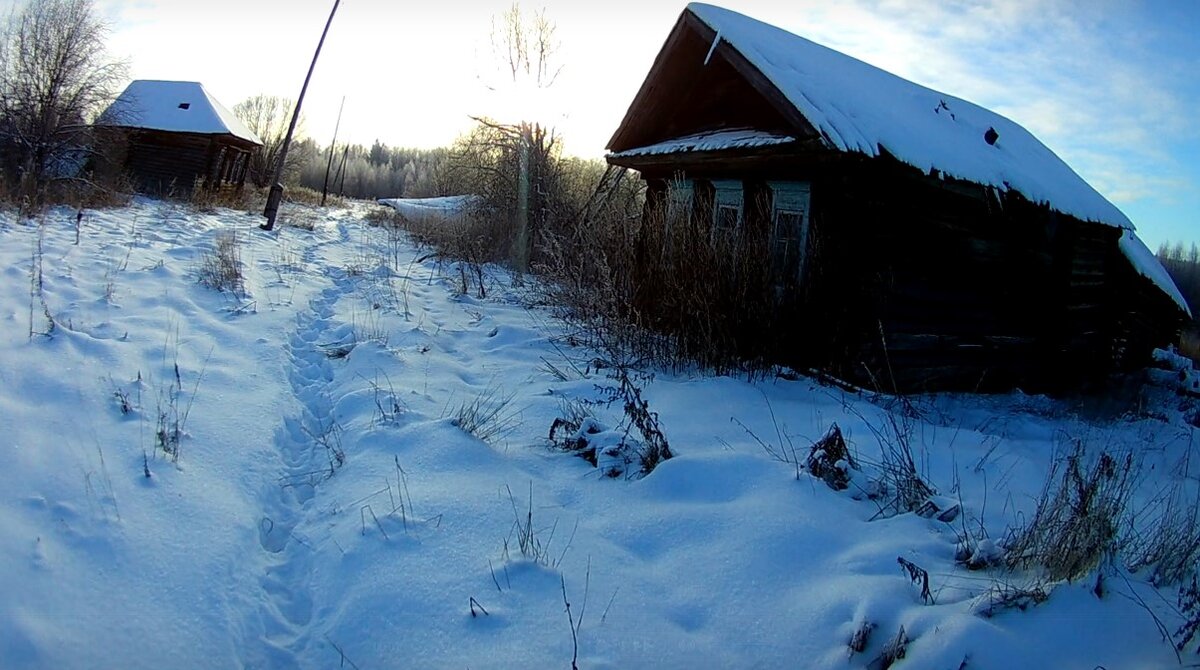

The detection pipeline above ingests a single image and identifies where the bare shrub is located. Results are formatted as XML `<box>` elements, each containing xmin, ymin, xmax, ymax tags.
<box><xmin>534</xmin><ymin>183</ymin><xmax>796</xmax><ymax>377</ymax></box>
<box><xmin>1003</xmin><ymin>436</ymin><xmax>1137</xmax><ymax>582</ymax></box>
<box><xmin>197</xmin><ymin>231</ymin><xmax>244</xmax><ymax>295</ymax></box>
<box><xmin>597</xmin><ymin>367</ymin><xmax>673</xmax><ymax>477</ymax></box>
<box><xmin>396</xmin><ymin>205</ymin><xmax>499</xmax><ymax>298</ymax></box>
<box><xmin>0</xmin><ymin>0</ymin><xmax>127</xmax><ymax>206</ymax></box>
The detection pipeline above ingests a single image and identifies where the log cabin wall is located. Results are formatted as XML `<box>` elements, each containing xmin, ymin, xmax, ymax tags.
<box><xmin>123</xmin><ymin>129</ymin><xmax>256</xmax><ymax>195</ymax></box>
<box><xmin>622</xmin><ymin>146</ymin><xmax>1170</xmax><ymax>393</ymax></box>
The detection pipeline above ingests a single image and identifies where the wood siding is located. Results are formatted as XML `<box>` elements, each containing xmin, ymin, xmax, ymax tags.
<box><xmin>122</xmin><ymin>129</ymin><xmax>256</xmax><ymax>195</ymax></box>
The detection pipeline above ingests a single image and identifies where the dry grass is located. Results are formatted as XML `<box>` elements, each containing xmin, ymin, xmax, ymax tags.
<box><xmin>284</xmin><ymin>184</ymin><xmax>347</xmax><ymax>209</ymax></box>
<box><xmin>188</xmin><ymin>183</ymin><xmax>261</xmax><ymax>212</ymax></box>
<box><xmin>1003</xmin><ymin>435</ymin><xmax>1137</xmax><ymax>582</ymax></box>
<box><xmin>453</xmin><ymin>385</ymin><xmax>521</xmax><ymax>445</ymax></box>
<box><xmin>196</xmin><ymin>231</ymin><xmax>244</xmax><ymax>295</ymax></box>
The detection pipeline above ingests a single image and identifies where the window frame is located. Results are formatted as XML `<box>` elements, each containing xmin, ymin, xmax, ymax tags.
<box><xmin>768</xmin><ymin>181</ymin><xmax>812</xmax><ymax>285</ymax></box>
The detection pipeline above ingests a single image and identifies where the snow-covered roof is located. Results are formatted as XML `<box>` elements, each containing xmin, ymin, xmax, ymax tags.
<box><xmin>684</xmin><ymin>3</ymin><xmax>1130</xmax><ymax>230</ymax></box>
<box><xmin>666</xmin><ymin>4</ymin><xmax>1186</xmax><ymax>315</ymax></box>
<box><xmin>610</xmin><ymin>128</ymin><xmax>796</xmax><ymax>158</ymax></box>
<box><xmin>99</xmin><ymin>80</ymin><xmax>261</xmax><ymax>145</ymax></box>
<box><xmin>1118</xmin><ymin>230</ymin><xmax>1191</xmax><ymax>317</ymax></box>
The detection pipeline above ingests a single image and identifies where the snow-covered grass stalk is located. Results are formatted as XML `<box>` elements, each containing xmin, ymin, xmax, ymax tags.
<box><xmin>850</xmin><ymin>402</ymin><xmax>934</xmax><ymax>519</ymax></box>
<box><xmin>1126</xmin><ymin>443</ymin><xmax>1200</xmax><ymax>586</ymax></box>
<box><xmin>152</xmin><ymin>348</ymin><xmax>210</xmax><ymax>464</ymax></box>
<box><xmin>1003</xmin><ymin>434</ymin><xmax>1137</xmax><ymax>582</ymax></box>
<box><xmin>28</xmin><ymin>218</ymin><xmax>55</xmax><ymax>339</ymax></box>
<box><xmin>350</xmin><ymin>302</ymin><xmax>389</xmax><ymax>348</ymax></box>
<box><xmin>453</xmin><ymin>385</ymin><xmax>520</xmax><ymax>445</ymax></box>
<box><xmin>302</xmin><ymin>413</ymin><xmax>346</xmax><ymax>477</ymax></box>
<box><xmin>731</xmin><ymin>393</ymin><xmax>802</xmax><ymax>473</ymax></box>
<box><xmin>502</xmin><ymin>482</ymin><xmax>572</xmax><ymax>568</ymax></box>
<box><xmin>361</xmin><ymin>371</ymin><xmax>404</xmax><ymax>428</ymax></box>
<box><xmin>196</xmin><ymin>230</ymin><xmax>244</xmax><ymax>295</ymax></box>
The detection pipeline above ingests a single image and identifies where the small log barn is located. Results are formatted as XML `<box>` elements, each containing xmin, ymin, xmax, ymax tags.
<box><xmin>98</xmin><ymin>80</ymin><xmax>261</xmax><ymax>195</ymax></box>
<box><xmin>606</xmin><ymin>3</ymin><xmax>1190</xmax><ymax>393</ymax></box>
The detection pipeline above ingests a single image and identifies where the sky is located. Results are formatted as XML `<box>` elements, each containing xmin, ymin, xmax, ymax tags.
<box><xmin>40</xmin><ymin>0</ymin><xmax>1200</xmax><ymax>248</ymax></box>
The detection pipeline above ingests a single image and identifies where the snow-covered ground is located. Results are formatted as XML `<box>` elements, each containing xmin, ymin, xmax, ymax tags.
<box><xmin>0</xmin><ymin>198</ymin><xmax>1196</xmax><ymax>669</ymax></box>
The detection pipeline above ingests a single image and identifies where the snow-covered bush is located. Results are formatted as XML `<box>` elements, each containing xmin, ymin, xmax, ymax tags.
<box><xmin>548</xmin><ymin>368</ymin><xmax>673</xmax><ymax>479</ymax></box>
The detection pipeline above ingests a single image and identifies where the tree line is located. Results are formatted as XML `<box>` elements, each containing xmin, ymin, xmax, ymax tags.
<box><xmin>1158</xmin><ymin>241</ymin><xmax>1200</xmax><ymax>326</ymax></box>
<box><xmin>294</xmin><ymin>140</ymin><xmax>449</xmax><ymax>200</ymax></box>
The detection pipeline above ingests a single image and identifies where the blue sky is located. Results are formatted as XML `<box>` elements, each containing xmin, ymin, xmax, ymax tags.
<box><xmin>729</xmin><ymin>0</ymin><xmax>1200</xmax><ymax>251</ymax></box>
<box><xmin>18</xmin><ymin>0</ymin><xmax>1200</xmax><ymax>248</ymax></box>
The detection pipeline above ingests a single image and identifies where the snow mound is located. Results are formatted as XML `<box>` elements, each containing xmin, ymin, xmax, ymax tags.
<box><xmin>377</xmin><ymin>195</ymin><xmax>481</xmax><ymax>221</ymax></box>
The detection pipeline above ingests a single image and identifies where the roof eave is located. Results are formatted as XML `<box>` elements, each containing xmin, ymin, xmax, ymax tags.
<box><xmin>607</xmin><ymin>8</ymin><xmax>824</xmax><ymax>153</ymax></box>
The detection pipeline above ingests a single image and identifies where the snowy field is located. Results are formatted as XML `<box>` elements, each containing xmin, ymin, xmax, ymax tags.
<box><xmin>0</xmin><ymin>198</ymin><xmax>1196</xmax><ymax>669</ymax></box>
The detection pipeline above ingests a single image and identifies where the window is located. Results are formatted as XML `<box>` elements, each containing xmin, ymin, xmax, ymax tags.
<box><xmin>768</xmin><ymin>181</ymin><xmax>811</xmax><ymax>285</ymax></box>
<box><xmin>666</xmin><ymin>178</ymin><xmax>693</xmax><ymax>225</ymax></box>
<box><xmin>711</xmin><ymin>179</ymin><xmax>743</xmax><ymax>240</ymax></box>
<box><xmin>177</xmin><ymin>102</ymin><xmax>191</xmax><ymax>110</ymax></box>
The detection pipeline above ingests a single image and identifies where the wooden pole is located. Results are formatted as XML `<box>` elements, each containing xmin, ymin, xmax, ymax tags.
<box><xmin>321</xmin><ymin>95</ymin><xmax>346</xmax><ymax>206</ymax></box>
<box><xmin>261</xmin><ymin>0</ymin><xmax>341</xmax><ymax>230</ymax></box>
<box><xmin>335</xmin><ymin>145</ymin><xmax>350</xmax><ymax>196</ymax></box>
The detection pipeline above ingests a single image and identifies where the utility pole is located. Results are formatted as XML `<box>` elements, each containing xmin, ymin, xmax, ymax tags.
<box><xmin>261</xmin><ymin>0</ymin><xmax>342</xmax><ymax>231</ymax></box>
<box><xmin>321</xmin><ymin>96</ymin><xmax>346</xmax><ymax>206</ymax></box>
<box><xmin>335</xmin><ymin>145</ymin><xmax>350</xmax><ymax>196</ymax></box>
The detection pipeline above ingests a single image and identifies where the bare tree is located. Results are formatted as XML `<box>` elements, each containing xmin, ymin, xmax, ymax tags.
<box><xmin>232</xmin><ymin>94</ymin><xmax>306</xmax><ymax>188</ymax></box>
<box><xmin>488</xmin><ymin>3</ymin><xmax>561</xmax><ymax>89</ymax></box>
<box><xmin>456</xmin><ymin>3</ymin><xmax>565</xmax><ymax>270</ymax></box>
<box><xmin>0</xmin><ymin>0</ymin><xmax>126</xmax><ymax>202</ymax></box>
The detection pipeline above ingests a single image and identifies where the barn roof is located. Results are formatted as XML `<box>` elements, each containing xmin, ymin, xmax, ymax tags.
<box><xmin>100</xmin><ymin>80</ymin><xmax>261</xmax><ymax>146</ymax></box>
<box><xmin>608</xmin><ymin>3</ymin><xmax>1189</xmax><ymax>316</ymax></box>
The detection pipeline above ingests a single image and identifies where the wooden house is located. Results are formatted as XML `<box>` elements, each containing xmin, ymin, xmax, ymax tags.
<box><xmin>98</xmin><ymin>80</ymin><xmax>261</xmax><ymax>195</ymax></box>
<box><xmin>605</xmin><ymin>3</ymin><xmax>1191</xmax><ymax>392</ymax></box>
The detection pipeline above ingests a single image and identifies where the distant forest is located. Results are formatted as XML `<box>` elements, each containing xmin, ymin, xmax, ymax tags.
<box><xmin>1158</xmin><ymin>242</ymin><xmax>1200</xmax><ymax>327</ymax></box>
<box><xmin>293</xmin><ymin>139</ymin><xmax>450</xmax><ymax>201</ymax></box>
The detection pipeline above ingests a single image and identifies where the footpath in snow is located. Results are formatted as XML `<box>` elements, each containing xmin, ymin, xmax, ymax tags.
<box><xmin>0</xmin><ymin>198</ymin><xmax>1196</xmax><ymax>669</ymax></box>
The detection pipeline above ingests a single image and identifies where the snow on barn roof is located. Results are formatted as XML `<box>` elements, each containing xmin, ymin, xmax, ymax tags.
<box><xmin>1118</xmin><ymin>230</ymin><xmax>1191</xmax><ymax>317</ymax></box>
<box><xmin>100</xmin><ymin>80</ymin><xmax>261</xmax><ymax>145</ymax></box>
<box><xmin>610</xmin><ymin>129</ymin><xmax>796</xmax><ymax>158</ymax></box>
<box><xmin>685</xmin><ymin>3</ymin><xmax>1129</xmax><ymax>229</ymax></box>
<box><xmin>663</xmin><ymin>3</ymin><xmax>1187</xmax><ymax>315</ymax></box>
